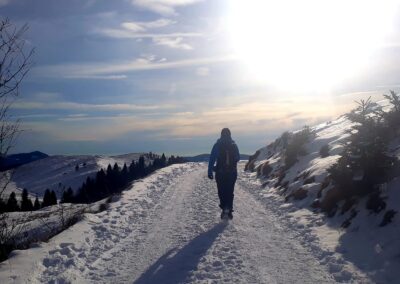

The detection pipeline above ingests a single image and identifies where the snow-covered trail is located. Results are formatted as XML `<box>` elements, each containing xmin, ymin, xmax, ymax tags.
<box><xmin>1</xmin><ymin>163</ymin><xmax>336</xmax><ymax>283</ymax></box>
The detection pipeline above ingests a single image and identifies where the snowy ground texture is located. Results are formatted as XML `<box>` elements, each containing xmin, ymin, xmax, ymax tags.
<box><xmin>0</xmin><ymin>162</ymin><xmax>372</xmax><ymax>284</ymax></box>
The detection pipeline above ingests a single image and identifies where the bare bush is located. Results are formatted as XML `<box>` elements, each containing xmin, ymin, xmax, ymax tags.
<box><xmin>0</xmin><ymin>18</ymin><xmax>33</xmax><ymax>260</ymax></box>
<box><xmin>0</xmin><ymin>18</ymin><xmax>33</xmax><ymax>198</ymax></box>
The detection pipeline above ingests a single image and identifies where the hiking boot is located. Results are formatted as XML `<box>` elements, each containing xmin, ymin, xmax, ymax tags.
<box><xmin>221</xmin><ymin>208</ymin><xmax>230</xmax><ymax>219</ymax></box>
<box><xmin>228</xmin><ymin>210</ymin><xmax>233</xmax><ymax>219</ymax></box>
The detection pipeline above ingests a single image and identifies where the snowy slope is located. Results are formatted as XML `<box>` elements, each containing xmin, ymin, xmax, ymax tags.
<box><xmin>245</xmin><ymin>106</ymin><xmax>400</xmax><ymax>283</ymax></box>
<box><xmin>5</xmin><ymin>153</ymin><xmax>144</xmax><ymax>199</ymax></box>
<box><xmin>0</xmin><ymin>163</ymin><xmax>371</xmax><ymax>283</ymax></box>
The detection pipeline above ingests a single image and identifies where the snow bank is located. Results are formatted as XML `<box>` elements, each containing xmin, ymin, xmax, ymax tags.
<box><xmin>244</xmin><ymin>105</ymin><xmax>400</xmax><ymax>283</ymax></box>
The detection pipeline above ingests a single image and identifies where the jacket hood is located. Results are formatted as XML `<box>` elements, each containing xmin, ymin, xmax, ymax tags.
<box><xmin>217</xmin><ymin>137</ymin><xmax>234</xmax><ymax>144</ymax></box>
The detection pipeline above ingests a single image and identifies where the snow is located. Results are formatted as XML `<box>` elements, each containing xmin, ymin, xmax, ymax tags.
<box><xmin>4</xmin><ymin>153</ymin><xmax>144</xmax><ymax>199</ymax></box>
<box><xmin>3</xmin><ymin>199</ymin><xmax>108</xmax><ymax>250</ymax></box>
<box><xmin>0</xmin><ymin>163</ymin><xmax>353</xmax><ymax>283</ymax></box>
<box><xmin>1</xmin><ymin>105</ymin><xmax>399</xmax><ymax>283</ymax></box>
<box><xmin>244</xmin><ymin>106</ymin><xmax>400</xmax><ymax>283</ymax></box>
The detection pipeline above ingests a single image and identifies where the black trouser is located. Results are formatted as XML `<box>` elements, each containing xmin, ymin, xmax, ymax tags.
<box><xmin>216</xmin><ymin>172</ymin><xmax>237</xmax><ymax>211</ymax></box>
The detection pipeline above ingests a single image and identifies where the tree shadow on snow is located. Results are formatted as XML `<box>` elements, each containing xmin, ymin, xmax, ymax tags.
<box><xmin>133</xmin><ymin>222</ymin><xmax>228</xmax><ymax>284</ymax></box>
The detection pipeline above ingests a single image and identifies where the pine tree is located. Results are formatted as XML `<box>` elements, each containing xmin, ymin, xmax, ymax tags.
<box><xmin>61</xmin><ymin>187</ymin><xmax>74</xmax><ymax>203</ymax></box>
<box><xmin>50</xmin><ymin>190</ymin><xmax>57</xmax><ymax>205</ymax></box>
<box><xmin>42</xmin><ymin>189</ymin><xmax>52</xmax><ymax>208</ymax></box>
<box><xmin>66</xmin><ymin>187</ymin><xmax>74</xmax><ymax>202</ymax></box>
<box><xmin>20</xmin><ymin>188</ymin><xmax>33</xmax><ymax>211</ymax></box>
<box><xmin>329</xmin><ymin>98</ymin><xmax>395</xmax><ymax>196</ymax></box>
<box><xmin>112</xmin><ymin>163</ymin><xmax>120</xmax><ymax>177</ymax></box>
<box><xmin>84</xmin><ymin>177</ymin><xmax>96</xmax><ymax>201</ymax></box>
<box><xmin>128</xmin><ymin>160</ymin><xmax>136</xmax><ymax>180</ymax></box>
<box><xmin>95</xmin><ymin>169</ymin><xmax>109</xmax><ymax>198</ymax></box>
<box><xmin>76</xmin><ymin>184</ymin><xmax>89</xmax><ymax>204</ymax></box>
<box><xmin>161</xmin><ymin>153</ymin><xmax>167</xmax><ymax>167</ymax></box>
<box><xmin>138</xmin><ymin>156</ymin><xmax>145</xmax><ymax>176</ymax></box>
<box><xmin>383</xmin><ymin>91</ymin><xmax>400</xmax><ymax>134</ymax></box>
<box><xmin>33</xmin><ymin>197</ymin><xmax>41</xmax><ymax>210</ymax></box>
<box><xmin>106</xmin><ymin>164</ymin><xmax>113</xmax><ymax>176</ymax></box>
<box><xmin>168</xmin><ymin>155</ymin><xmax>175</xmax><ymax>165</ymax></box>
<box><xmin>6</xmin><ymin>192</ymin><xmax>19</xmax><ymax>212</ymax></box>
<box><xmin>120</xmin><ymin>163</ymin><xmax>128</xmax><ymax>187</ymax></box>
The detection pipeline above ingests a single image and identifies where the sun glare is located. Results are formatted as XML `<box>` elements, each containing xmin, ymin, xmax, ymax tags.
<box><xmin>226</xmin><ymin>0</ymin><xmax>399</xmax><ymax>92</ymax></box>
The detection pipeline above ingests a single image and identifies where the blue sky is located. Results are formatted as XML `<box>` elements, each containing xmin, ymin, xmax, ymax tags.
<box><xmin>2</xmin><ymin>0</ymin><xmax>400</xmax><ymax>155</ymax></box>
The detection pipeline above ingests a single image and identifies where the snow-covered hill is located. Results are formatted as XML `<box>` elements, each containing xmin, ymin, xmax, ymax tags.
<box><xmin>5</xmin><ymin>153</ymin><xmax>145</xmax><ymax>199</ymax></box>
<box><xmin>244</xmin><ymin>101</ymin><xmax>400</xmax><ymax>283</ymax></box>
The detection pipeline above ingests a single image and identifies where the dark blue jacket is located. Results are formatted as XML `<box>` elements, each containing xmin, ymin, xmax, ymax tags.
<box><xmin>208</xmin><ymin>137</ymin><xmax>240</xmax><ymax>176</ymax></box>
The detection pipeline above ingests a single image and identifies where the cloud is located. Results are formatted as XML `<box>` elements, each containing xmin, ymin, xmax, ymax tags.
<box><xmin>32</xmin><ymin>55</ymin><xmax>235</xmax><ymax>79</ymax></box>
<box><xmin>96</xmin><ymin>18</ymin><xmax>199</xmax><ymax>50</ymax></box>
<box><xmin>0</xmin><ymin>0</ymin><xmax>10</xmax><ymax>7</ymax></box>
<box><xmin>131</xmin><ymin>0</ymin><xmax>203</xmax><ymax>16</ymax></box>
<box><xmin>121</xmin><ymin>18</ymin><xmax>175</xmax><ymax>32</ymax></box>
<box><xmin>71</xmin><ymin>75</ymin><xmax>128</xmax><ymax>80</ymax></box>
<box><xmin>97</xmin><ymin>28</ymin><xmax>201</xmax><ymax>39</ymax></box>
<box><xmin>19</xmin><ymin>114</ymin><xmax>58</xmax><ymax>119</ymax></box>
<box><xmin>30</xmin><ymin>92</ymin><xmax>63</xmax><ymax>101</ymax></box>
<box><xmin>153</xmin><ymin>37</ymin><xmax>192</xmax><ymax>50</ymax></box>
<box><xmin>22</xmin><ymin>98</ymin><xmax>350</xmax><ymax>142</ymax></box>
<box><xmin>13</xmin><ymin>101</ymin><xmax>175</xmax><ymax>112</ymax></box>
<box><xmin>196</xmin><ymin>67</ymin><xmax>209</xmax><ymax>76</ymax></box>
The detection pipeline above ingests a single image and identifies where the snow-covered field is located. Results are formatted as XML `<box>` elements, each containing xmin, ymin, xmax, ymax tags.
<box><xmin>4</xmin><ymin>153</ymin><xmax>144</xmax><ymax>199</ymax></box>
<box><xmin>0</xmin><ymin>163</ymin><xmax>374</xmax><ymax>283</ymax></box>
<box><xmin>3</xmin><ymin>199</ymin><xmax>108</xmax><ymax>250</ymax></box>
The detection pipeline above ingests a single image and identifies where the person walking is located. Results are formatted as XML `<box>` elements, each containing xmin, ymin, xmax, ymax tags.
<box><xmin>208</xmin><ymin>128</ymin><xmax>240</xmax><ymax>219</ymax></box>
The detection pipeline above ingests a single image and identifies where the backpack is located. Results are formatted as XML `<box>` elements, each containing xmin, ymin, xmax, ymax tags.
<box><xmin>216</xmin><ymin>141</ymin><xmax>237</xmax><ymax>173</ymax></box>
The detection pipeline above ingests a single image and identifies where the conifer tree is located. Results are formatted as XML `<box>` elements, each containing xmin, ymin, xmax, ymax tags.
<box><xmin>168</xmin><ymin>155</ymin><xmax>175</xmax><ymax>165</ymax></box>
<box><xmin>383</xmin><ymin>91</ymin><xmax>400</xmax><ymax>133</ymax></box>
<box><xmin>33</xmin><ymin>197</ymin><xmax>41</xmax><ymax>210</ymax></box>
<box><xmin>128</xmin><ymin>160</ymin><xmax>136</xmax><ymax>180</ymax></box>
<box><xmin>95</xmin><ymin>169</ymin><xmax>108</xmax><ymax>198</ymax></box>
<box><xmin>21</xmin><ymin>188</ymin><xmax>33</xmax><ymax>211</ymax></box>
<box><xmin>329</xmin><ymin>98</ymin><xmax>395</xmax><ymax>195</ymax></box>
<box><xmin>106</xmin><ymin>164</ymin><xmax>112</xmax><ymax>176</ymax></box>
<box><xmin>161</xmin><ymin>153</ymin><xmax>167</xmax><ymax>167</ymax></box>
<box><xmin>120</xmin><ymin>163</ymin><xmax>128</xmax><ymax>187</ymax></box>
<box><xmin>138</xmin><ymin>156</ymin><xmax>145</xmax><ymax>177</ymax></box>
<box><xmin>6</xmin><ymin>192</ymin><xmax>19</xmax><ymax>212</ymax></box>
<box><xmin>50</xmin><ymin>190</ymin><xmax>57</xmax><ymax>206</ymax></box>
<box><xmin>61</xmin><ymin>187</ymin><xmax>74</xmax><ymax>203</ymax></box>
<box><xmin>42</xmin><ymin>189</ymin><xmax>52</xmax><ymax>208</ymax></box>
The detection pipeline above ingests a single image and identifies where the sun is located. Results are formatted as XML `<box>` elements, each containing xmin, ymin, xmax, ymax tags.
<box><xmin>226</xmin><ymin>0</ymin><xmax>399</xmax><ymax>92</ymax></box>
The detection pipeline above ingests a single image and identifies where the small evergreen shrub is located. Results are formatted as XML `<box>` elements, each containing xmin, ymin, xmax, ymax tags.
<box><xmin>284</xmin><ymin>126</ymin><xmax>313</xmax><ymax>169</ymax></box>
<box><xmin>285</xmin><ymin>187</ymin><xmax>308</xmax><ymax>201</ymax></box>
<box><xmin>328</xmin><ymin>97</ymin><xmax>397</xmax><ymax>209</ymax></box>
<box><xmin>245</xmin><ymin>150</ymin><xmax>260</xmax><ymax>172</ymax></box>
<box><xmin>340</xmin><ymin>198</ymin><xmax>356</xmax><ymax>214</ymax></box>
<box><xmin>366</xmin><ymin>192</ymin><xmax>386</xmax><ymax>213</ymax></box>
<box><xmin>380</xmin><ymin>210</ymin><xmax>397</xmax><ymax>226</ymax></box>
<box><xmin>341</xmin><ymin>209</ymin><xmax>357</xmax><ymax>228</ymax></box>
<box><xmin>260</xmin><ymin>161</ymin><xmax>273</xmax><ymax>177</ymax></box>
<box><xmin>303</xmin><ymin>176</ymin><xmax>315</xmax><ymax>185</ymax></box>
<box><xmin>319</xmin><ymin>144</ymin><xmax>330</xmax><ymax>158</ymax></box>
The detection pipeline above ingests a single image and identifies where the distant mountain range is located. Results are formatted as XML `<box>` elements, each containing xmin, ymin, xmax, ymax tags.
<box><xmin>184</xmin><ymin>154</ymin><xmax>250</xmax><ymax>162</ymax></box>
<box><xmin>0</xmin><ymin>151</ymin><xmax>49</xmax><ymax>171</ymax></box>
